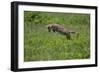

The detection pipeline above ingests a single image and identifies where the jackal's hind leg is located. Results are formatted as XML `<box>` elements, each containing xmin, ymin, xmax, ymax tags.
<box><xmin>66</xmin><ymin>33</ymin><xmax>71</xmax><ymax>40</ymax></box>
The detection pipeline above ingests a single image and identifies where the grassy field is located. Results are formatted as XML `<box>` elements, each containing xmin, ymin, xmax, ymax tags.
<box><xmin>24</xmin><ymin>11</ymin><xmax>90</xmax><ymax>62</ymax></box>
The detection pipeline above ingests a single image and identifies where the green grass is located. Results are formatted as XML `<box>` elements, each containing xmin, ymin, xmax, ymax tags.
<box><xmin>24</xmin><ymin>11</ymin><xmax>90</xmax><ymax>61</ymax></box>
